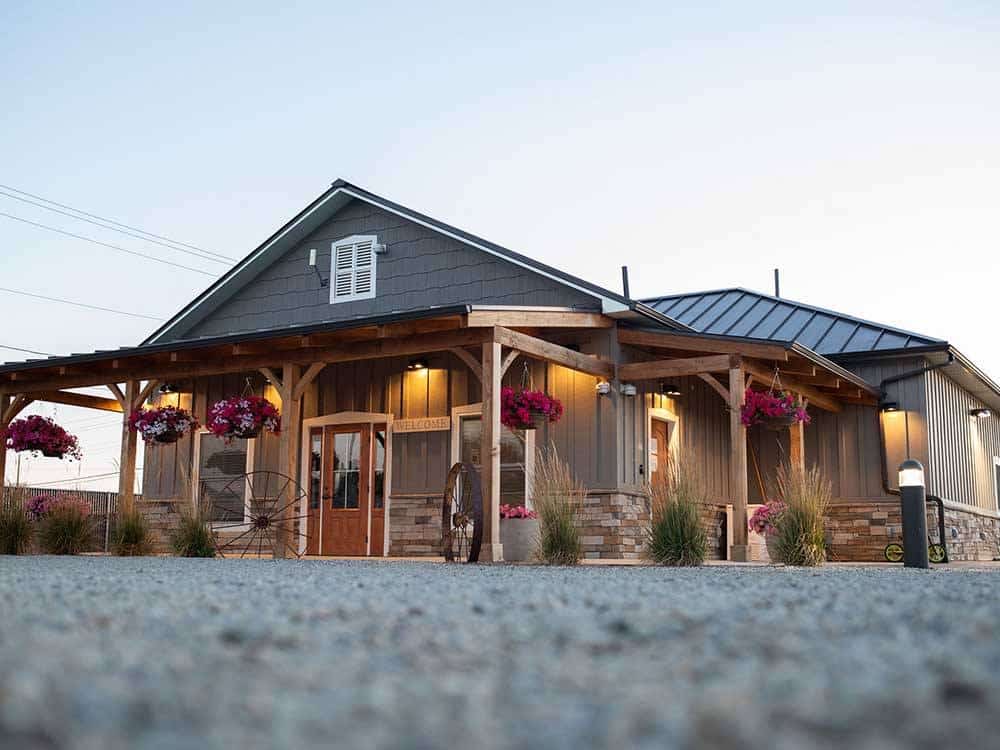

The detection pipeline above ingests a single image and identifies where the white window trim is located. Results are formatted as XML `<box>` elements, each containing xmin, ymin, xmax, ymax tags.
<box><xmin>329</xmin><ymin>234</ymin><xmax>377</xmax><ymax>304</ymax></box>
<box><xmin>647</xmin><ymin>405</ymin><xmax>680</xmax><ymax>480</ymax></box>
<box><xmin>190</xmin><ymin>428</ymin><xmax>256</xmax><ymax>530</ymax></box>
<box><xmin>450</xmin><ymin>403</ymin><xmax>536</xmax><ymax>509</ymax></box>
<box><xmin>299</xmin><ymin>411</ymin><xmax>394</xmax><ymax>557</ymax></box>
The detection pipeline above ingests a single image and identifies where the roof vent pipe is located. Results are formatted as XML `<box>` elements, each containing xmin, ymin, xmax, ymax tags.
<box><xmin>774</xmin><ymin>268</ymin><xmax>780</xmax><ymax>298</ymax></box>
<box><xmin>622</xmin><ymin>266</ymin><xmax>631</xmax><ymax>299</ymax></box>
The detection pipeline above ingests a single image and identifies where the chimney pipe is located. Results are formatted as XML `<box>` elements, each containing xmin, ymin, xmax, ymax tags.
<box><xmin>774</xmin><ymin>268</ymin><xmax>780</xmax><ymax>298</ymax></box>
<box><xmin>622</xmin><ymin>266</ymin><xmax>631</xmax><ymax>298</ymax></box>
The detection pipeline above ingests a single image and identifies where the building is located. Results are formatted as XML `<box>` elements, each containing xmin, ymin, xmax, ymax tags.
<box><xmin>1</xmin><ymin>181</ymin><xmax>997</xmax><ymax>561</ymax></box>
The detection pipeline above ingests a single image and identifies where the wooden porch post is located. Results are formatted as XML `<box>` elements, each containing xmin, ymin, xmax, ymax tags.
<box><xmin>729</xmin><ymin>357</ymin><xmax>749</xmax><ymax>561</ymax></box>
<box><xmin>789</xmin><ymin>420</ymin><xmax>806</xmax><ymax>472</ymax></box>
<box><xmin>274</xmin><ymin>363</ymin><xmax>301</xmax><ymax>559</ymax></box>
<box><xmin>480</xmin><ymin>336</ymin><xmax>503</xmax><ymax>562</ymax></box>
<box><xmin>0</xmin><ymin>392</ymin><xmax>9</xmax><ymax>494</ymax></box>
<box><xmin>117</xmin><ymin>381</ymin><xmax>139</xmax><ymax>515</ymax></box>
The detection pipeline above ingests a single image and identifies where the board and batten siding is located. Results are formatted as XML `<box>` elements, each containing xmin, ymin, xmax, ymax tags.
<box><xmin>925</xmin><ymin>368</ymin><xmax>1000</xmax><ymax>512</ymax></box>
<box><xmin>175</xmin><ymin>199</ymin><xmax>600</xmax><ymax>342</ymax></box>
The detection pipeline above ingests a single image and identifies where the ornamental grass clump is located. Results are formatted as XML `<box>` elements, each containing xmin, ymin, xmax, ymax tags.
<box><xmin>170</xmin><ymin>510</ymin><xmax>216</xmax><ymax>558</ymax></box>
<box><xmin>38</xmin><ymin>496</ymin><xmax>94</xmax><ymax>554</ymax></box>
<box><xmin>112</xmin><ymin>508</ymin><xmax>151</xmax><ymax>556</ymax></box>
<box><xmin>0</xmin><ymin>499</ymin><xmax>33</xmax><ymax>554</ymax></box>
<box><xmin>532</xmin><ymin>448</ymin><xmax>582</xmax><ymax>565</ymax></box>
<box><xmin>645</xmin><ymin>459</ymin><xmax>707</xmax><ymax>566</ymax></box>
<box><xmin>772</xmin><ymin>464</ymin><xmax>831</xmax><ymax>566</ymax></box>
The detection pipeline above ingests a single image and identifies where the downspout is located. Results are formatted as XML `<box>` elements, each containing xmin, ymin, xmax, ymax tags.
<box><xmin>874</xmin><ymin>353</ymin><xmax>954</xmax><ymax>562</ymax></box>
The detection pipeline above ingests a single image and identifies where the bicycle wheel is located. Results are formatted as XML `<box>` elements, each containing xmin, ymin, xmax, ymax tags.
<box><xmin>929</xmin><ymin>543</ymin><xmax>946</xmax><ymax>564</ymax></box>
<box><xmin>884</xmin><ymin>543</ymin><xmax>904</xmax><ymax>563</ymax></box>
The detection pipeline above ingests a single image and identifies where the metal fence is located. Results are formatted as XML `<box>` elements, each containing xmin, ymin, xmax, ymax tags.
<box><xmin>2</xmin><ymin>486</ymin><xmax>139</xmax><ymax>553</ymax></box>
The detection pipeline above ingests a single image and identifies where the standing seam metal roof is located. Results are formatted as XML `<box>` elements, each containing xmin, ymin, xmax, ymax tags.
<box><xmin>642</xmin><ymin>288</ymin><xmax>945</xmax><ymax>356</ymax></box>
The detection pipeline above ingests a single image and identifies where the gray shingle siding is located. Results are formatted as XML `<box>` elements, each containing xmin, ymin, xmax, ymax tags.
<box><xmin>173</xmin><ymin>199</ymin><xmax>600</xmax><ymax>341</ymax></box>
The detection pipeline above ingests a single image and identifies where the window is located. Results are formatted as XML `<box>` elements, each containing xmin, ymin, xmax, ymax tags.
<box><xmin>994</xmin><ymin>457</ymin><xmax>1000</xmax><ymax>511</ymax></box>
<box><xmin>330</xmin><ymin>234</ymin><xmax>377</xmax><ymax>303</ymax></box>
<box><xmin>452</xmin><ymin>406</ymin><xmax>535</xmax><ymax>509</ymax></box>
<box><xmin>193</xmin><ymin>431</ymin><xmax>254</xmax><ymax>523</ymax></box>
<box><xmin>331</xmin><ymin>431</ymin><xmax>362</xmax><ymax>509</ymax></box>
<box><xmin>374</xmin><ymin>429</ymin><xmax>386</xmax><ymax>509</ymax></box>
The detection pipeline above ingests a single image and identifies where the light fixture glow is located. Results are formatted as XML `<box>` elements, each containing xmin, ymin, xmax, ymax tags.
<box><xmin>159</xmin><ymin>383</ymin><xmax>178</xmax><ymax>394</ymax></box>
<box><xmin>406</xmin><ymin>358</ymin><xmax>428</xmax><ymax>371</ymax></box>
<box><xmin>660</xmin><ymin>382</ymin><xmax>682</xmax><ymax>397</ymax></box>
<box><xmin>970</xmin><ymin>408</ymin><xmax>991</xmax><ymax>419</ymax></box>
<box><xmin>880</xmin><ymin>401</ymin><xmax>899</xmax><ymax>413</ymax></box>
<box><xmin>898</xmin><ymin>459</ymin><xmax>925</xmax><ymax>488</ymax></box>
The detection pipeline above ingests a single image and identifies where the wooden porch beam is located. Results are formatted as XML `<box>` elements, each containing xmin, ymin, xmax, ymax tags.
<box><xmin>617</xmin><ymin>328</ymin><xmax>790</xmax><ymax>361</ymax></box>
<box><xmin>117</xmin><ymin>381</ymin><xmax>139</xmax><ymax>514</ymax></box>
<box><xmin>136</xmin><ymin>380</ymin><xmax>159</xmax><ymax>408</ymax></box>
<box><xmin>492</xmin><ymin>327</ymin><xmax>614</xmax><ymax>379</ymax></box>
<box><xmin>480</xmin><ymin>340</ymin><xmax>503</xmax><ymax>562</ymax></box>
<box><xmin>5</xmin><ymin>328</ymin><xmax>494</xmax><ymax>393</ymax></box>
<box><xmin>34</xmin><ymin>390</ymin><xmax>123</xmax><ymax>413</ymax></box>
<box><xmin>466</xmin><ymin>310</ymin><xmax>613</xmax><ymax>329</ymax></box>
<box><xmin>743</xmin><ymin>359</ymin><xmax>842</xmax><ymax>413</ymax></box>
<box><xmin>618</xmin><ymin>354</ymin><xmax>732</xmax><ymax>382</ymax></box>
<box><xmin>2</xmin><ymin>394</ymin><xmax>33</xmax><ymax>425</ymax></box>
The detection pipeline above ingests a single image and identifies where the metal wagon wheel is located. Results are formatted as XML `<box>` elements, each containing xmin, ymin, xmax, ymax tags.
<box><xmin>442</xmin><ymin>462</ymin><xmax>483</xmax><ymax>563</ymax></box>
<box><xmin>210</xmin><ymin>470</ymin><xmax>312</xmax><ymax>558</ymax></box>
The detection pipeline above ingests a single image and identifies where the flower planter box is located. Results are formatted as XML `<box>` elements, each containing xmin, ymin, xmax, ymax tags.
<box><xmin>500</xmin><ymin>518</ymin><xmax>539</xmax><ymax>562</ymax></box>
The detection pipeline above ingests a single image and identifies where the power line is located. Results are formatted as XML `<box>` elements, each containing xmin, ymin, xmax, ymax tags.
<box><xmin>0</xmin><ymin>183</ymin><xmax>235</xmax><ymax>263</ymax></box>
<box><xmin>0</xmin><ymin>188</ymin><xmax>232</xmax><ymax>266</ymax></box>
<box><xmin>0</xmin><ymin>343</ymin><xmax>55</xmax><ymax>356</ymax></box>
<box><xmin>0</xmin><ymin>286</ymin><xmax>164</xmax><ymax>321</ymax></box>
<box><xmin>0</xmin><ymin>211</ymin><xmax>216</xmax><ymax>276</ymax></box>
<box><xmin>31</xmin><ymin>469</ymin><xmax>142</xmax><ymax>487</ymax></box>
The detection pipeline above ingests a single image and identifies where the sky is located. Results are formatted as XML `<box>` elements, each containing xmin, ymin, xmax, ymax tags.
<box><xmin>1</xmin><ymin>1</ymin><xmax>998</xmax><ymax>490</ymax></box>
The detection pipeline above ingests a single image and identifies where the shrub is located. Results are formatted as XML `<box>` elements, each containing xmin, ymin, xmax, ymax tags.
<box><xmin>532</xmin><ymin>448</ymin><xmax>582</xmax><ymax>565</ymax></box>
<box><xmin>37</xmin><ymin>496</ymin><xmax>94</xmax><ymax>554</ymax></box>
<box><xmin>645</xmin><ymin>459</ymin><xmax>707</xmax><ymax>566</ymax></box>
<box><xmin>0</xmin><ymin>500</ymin><xmax>34</xmax><ymax>554</ymax></box>
<box><xmin>112</xmin><ymin>508</ymin><xmax>151</xmax><ymax>556</ymax></box>
<box><xmin>170</xmin><ymin>511</ymin><xmax>216</xmax><ymax>557</ymax></box>
<box><xmin>772</xmin><ymin>464</ymin><xmax>831</xmax><ymax>567</ymax></box>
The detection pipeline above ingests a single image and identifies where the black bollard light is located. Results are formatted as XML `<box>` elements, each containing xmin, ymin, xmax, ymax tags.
<box><xmin>898</xmin><ymin>459</ymin><xmax>929</xmax><ymax>569</ymax></box>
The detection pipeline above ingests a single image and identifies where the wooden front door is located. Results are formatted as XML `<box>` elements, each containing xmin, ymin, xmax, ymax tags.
<box><xmin>322</xmin><ymin>424</ymin><xmax>370</xmax><ymax>556</ymax></box>
<box><xmin>650</xmin><ymin>418</ymin><xmax>671</xmax><ymax>484</ymax></box>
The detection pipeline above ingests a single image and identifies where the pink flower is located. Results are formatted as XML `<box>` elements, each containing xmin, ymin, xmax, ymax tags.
<box><xmin>740</xmin><ymin>389</ymin><xmax>809</xmax><ymax>428</ymax></box>
<box><xmin>207</xmin><ymin>396</ymin><xmax>282</xmax><ymax>443</ymax></box>
<box><xmin>3</xmin><ymin>416</ymin><xmax>82</xmax><ymax>460</ymax></box>
<box><xmin>499</xmin><ymin>388</ymin><xmax>563</xmax><ymax>431</ymax></box>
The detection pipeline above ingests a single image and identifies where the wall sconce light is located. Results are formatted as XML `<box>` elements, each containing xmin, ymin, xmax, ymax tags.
<box><xmin>620</xmin><ymin>383</ymin><xmax>637</xmax><ymax>397</ymax></box>
<box><xmin>596</xmin><ymin>381</ymin><xmax>612</xmax><ymax>396</ymax></box>
<box><xmin>406</xmin><ymin>358</ymin><xmax>428</xmax><ymax>371</ymax></box>
<box><xmin>880</xmin><ymin>400</ymin><xmax>899</xmax><ymax>413</ymax></box>
<box><xmin>159</xmin><ymin>383</ymin><xmax>178</xmax><ymax>394</ymax></box>
<box><xmin>970</xmin><ymin>408</ymin><xmax>992</xmax><ymax>419</ymax></box>
<box><xmin>660</xmin><ymin>382</ymin><xmax>682</xmax><ymax>397</ymax></box>
<box><xmin>308</xmin><ymin>248</ymin><xmax>329</xmax><ymax>287</ymax></box>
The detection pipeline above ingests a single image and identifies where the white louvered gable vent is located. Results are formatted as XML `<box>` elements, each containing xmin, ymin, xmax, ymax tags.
<box><xmin>330</xmin><ymin>235</ymin><xmax>377</xmax><ymax>303</ymax></box>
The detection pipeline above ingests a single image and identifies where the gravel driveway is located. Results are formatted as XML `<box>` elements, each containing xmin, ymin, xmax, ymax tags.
<box><xmin>1</xmin><ymin>557</ymin><xmax>998</xmax><ymax>750</ymax></box>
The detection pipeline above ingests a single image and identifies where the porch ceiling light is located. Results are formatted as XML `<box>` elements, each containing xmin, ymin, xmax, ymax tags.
<box><xmin>880</xmin><ymin>400</ymin><xmax>899</xmax><ymax>413</ymax></box>
<box><xmin>159</xmin><ymin>383</ymin><xmax>179</xmax><ymax>394</ymax></box>
<box><xmin>660</xmin><ymin>382</ymin><xmax>682</xmax><ymax>397</ymax></box>
<box><xmin>596</xmin><ymin>381</ymin><xmax>612</xmax><ymax>395</ymax></box>
<box><xmin>620</xmin><ymin>383</ymin><xmax>637</xmax><ymax>397</ymax></box>
<box><xmin>898</xmin><ymin>458</ymin><xmax>925</xmax><ymax>488</ymax></box>
<box><xmin>970</xmin><ymin>407</ymin><xmax>991</xmax><ymax>419</ymax></box>
<box><xmin>406</xmin><ymin>358</ymin><xmax>428</xmax><ymax>371</ymax></box>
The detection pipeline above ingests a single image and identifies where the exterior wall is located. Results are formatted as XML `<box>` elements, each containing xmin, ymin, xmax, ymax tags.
<box><xmin>925</xmin><ymin>368</ymin><xmax>1000</xmax><ymax>513</ymax></box>
<box><xmin>825</xmin><ymin>500</ymin><xmax>999</xmax><ymax>562</ymax></box>
<box><xmin>176</xmin><ymin>199</ymin><xmax>600</xmax><ymax>341</ymax></box>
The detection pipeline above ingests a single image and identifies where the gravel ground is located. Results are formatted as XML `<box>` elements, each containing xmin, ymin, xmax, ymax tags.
<box><xmin>1</xmin><ymin>557</ymin><xmax>999</xmax><ymax>750</ymax></box>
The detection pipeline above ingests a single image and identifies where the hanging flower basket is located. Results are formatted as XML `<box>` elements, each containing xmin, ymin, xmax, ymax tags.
<box><xmin>740</xmin><ymin>388</ymin><xmax>810</xmax><ymax>431</ymax></box>
<box><xmin>207</xmin><ymin>396</ymin><xmax>281</xmax><ymax>443</ymax></box>
<box><xmin>4</xmin><ymin>415</ymin><xmax>82</xmax><ymax>460</ymax></box>
<box><xmin>129</xmin><ymin>406</ymin><xmax>199</xmax><ymax>445</ymax></box>
<box><xmin>500</xmin><ymin>388</ymin><xmax>563</xmax><ymax>431</ymax></box>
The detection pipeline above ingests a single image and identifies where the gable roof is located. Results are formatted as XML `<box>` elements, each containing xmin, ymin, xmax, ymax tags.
<box><xmin>642</xmin><ymin>288</ymin><xmax>946</xmax><ymax>357</ymax></box>
<box><xmin>143</xmin><ymin>179</ymin><xmax>681</xmax><ymax>345</ymax></box>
